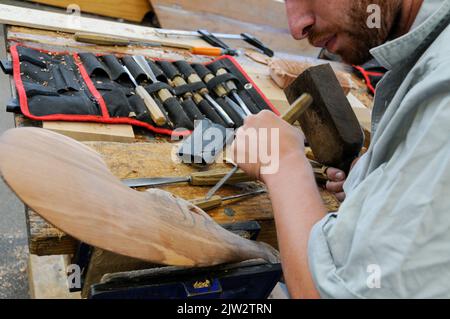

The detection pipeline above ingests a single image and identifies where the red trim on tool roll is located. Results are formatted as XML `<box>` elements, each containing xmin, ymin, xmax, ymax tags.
<box><xmin>10</xmin><ymin>44</ymin><xmax>191</xmax><ymax>137</ymax></box>
<box><xmin>73</xmin><ymin>52</ymin><xmax>111</xmax><ymax>119</ymax></box>
<box><xmin>10</xmin><ymin>44</ymin><xmax>279</xmax><ymax>136</ymax></box>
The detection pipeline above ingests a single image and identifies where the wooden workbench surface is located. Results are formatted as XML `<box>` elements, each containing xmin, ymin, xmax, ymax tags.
<box><xmin>3</xmin><ymin>25</ymin><xmax>367</xmax><ymax>257</ymax></box>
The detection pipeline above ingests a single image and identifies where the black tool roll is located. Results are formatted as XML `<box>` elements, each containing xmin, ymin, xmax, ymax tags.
<box><xmin>7</xmin><ymin>44</ymin><xmax>279</xmax><ymax>136</ymax></box>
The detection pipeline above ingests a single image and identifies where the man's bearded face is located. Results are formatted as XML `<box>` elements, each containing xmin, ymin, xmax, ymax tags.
<box><xmin>286</xmin><ymin>0</ymin><xmax>402</xmax><ymax>65</ymax></box>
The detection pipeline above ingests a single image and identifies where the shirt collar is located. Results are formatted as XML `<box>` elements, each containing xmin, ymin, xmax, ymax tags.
<box><xmin>370</xmin><ymin>0</ymin><xmax>450</xmax><ymax>70</ymax></box>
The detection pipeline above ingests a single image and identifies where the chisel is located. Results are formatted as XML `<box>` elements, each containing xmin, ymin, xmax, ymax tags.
<box><xmin>133</xmin><ymin>56</ymin><xmax>193</xmax><ymax>130</ymax></box>
<box><xmin>157</xmin><ymin>61</ymin><xmax>205</xmax><ymax>122</ymax></box>
<box><xmin>74</xmin><ymin>32</ymin><xmax>192</xmax><ymax>50</ymax></box>
<box><xmin>190</xmin><ymin>189</ymin><xmax>267</xmax><ymax>211</ymax></box>
<box><xmin>120</xmin><ymin>63</ymin><xmax>167</xmax><ymax>126</ymax></box>
<box><xmin>173</xmin><ymin>61</ymin><xmax>228</xmax><ymax>127</ymax></box>
<box><xmin>209</xmin><ymin>64</ymin><xmax>252</xmax><ymax>116</ymax></box>
<box><xmin>192</xmin><ymin>63</ymin><xmax>247</xmax><ymax>122</ymax></box>
<box><xmin>154</xmin><ymin>29</ymin><xmax>274</xmax><ymax>57</ymax></box>
<box><xmin>122</xmin><ymin>169</ymin><xmax>254</xmax><ymax>188</ymax></box>
<box><xmin>205</xmin><ymin>93</ymin><xmax>314</xmax><ymax>199</ymax></box>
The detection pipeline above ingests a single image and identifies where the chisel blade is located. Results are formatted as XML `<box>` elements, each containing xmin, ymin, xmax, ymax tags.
<box><xmin>205</xmin><ymin>165</ymin><xmax>239</xmax><ymax>200</ymax></box>
<box><xmin>231</xmin><ymin>91</ymin><xmax>252</xmax><ymax>116</ymax></box>
<box><xmin>133</xmin><ymin>55</ymin><xmax>158</xmax><ymax>83</ymax></box>
<box><xmin>123</xmin><ymin>176</ymin><xmax>190</xmax><ymax>188</ymax></box>
<box><xmin>204</xmin><ymin>94</ymin><xmax>235</xmax><ymax>127</ymax></box>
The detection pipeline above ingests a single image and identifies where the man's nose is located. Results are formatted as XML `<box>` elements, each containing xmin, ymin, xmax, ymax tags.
<box><xmin>286</xmin><ymin>0</ymin><xmax>315</xmax><ymax>40</ymax></box>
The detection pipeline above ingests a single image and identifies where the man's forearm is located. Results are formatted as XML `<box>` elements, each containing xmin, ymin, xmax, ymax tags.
<box><xmin>264</xmin><ymin>152</ymin><xmax>328</xmax><ymax>299</ymax></box>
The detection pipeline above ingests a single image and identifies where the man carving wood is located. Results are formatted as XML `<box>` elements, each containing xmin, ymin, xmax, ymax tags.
<box><xmin>231</xmin><ymin>0</ymin><xmax>450</xmax><ymax>298</ymax></box>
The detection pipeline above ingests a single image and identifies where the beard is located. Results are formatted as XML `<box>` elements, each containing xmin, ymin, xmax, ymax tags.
<box><xmin>309</xmin><ymin>0</ymin><xmax>402</xmax><ymax>65</ymax></box>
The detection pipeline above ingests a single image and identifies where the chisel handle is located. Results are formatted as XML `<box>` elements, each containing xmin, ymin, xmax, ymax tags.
<box><xmin>75</xmin><ymin>32</ymin><xmax>130</xmax><ymax>46</ymax></box>
<box><xmin>190</xmin><ymin>195</ymin><xmax>222</xmax><ymax>211</ymax></box>
<box><xmin>190</xmin><ymin>169</ymin><xmax>254</xmax><ymax>186</ymax></box>
<box><xmin>281</xmin><ymin>93</ymin><xmax>313</xmax><ymax>125</ymax></box>
<box><xmin>135</xmin><ymin>86</ymin><xmax>167</xmax><ymax>126</ymax></box>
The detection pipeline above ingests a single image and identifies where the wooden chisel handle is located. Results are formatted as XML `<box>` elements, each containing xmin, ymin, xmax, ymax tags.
<box><xmin>190</xmin><ymin>195</ymin><xmax>222</xmax><ymax>211</ymax></box>
<box><xmin>135</xmin><ymin>86</ymin><xmax>167</xmax><ymax>126</ymax></box>
<box><xmin>74</xmin><ymin>32</ymin><xmax>131</xmax><ymax>46</ymax></box>
<box><xmin>281</xmin><ymin>93</ymin><xmax>313</xmax><ymax>124</ymax></box>
<box><xmin>190</xmin><ymin>169</ymin><xmax>254</xmax><ymax>186</ymax></box>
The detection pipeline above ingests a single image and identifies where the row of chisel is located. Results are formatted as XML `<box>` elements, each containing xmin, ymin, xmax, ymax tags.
<box><xmin>122</xmin><ymin>55</ymin><xmax>253</xmax><ymax>130</ymax></box>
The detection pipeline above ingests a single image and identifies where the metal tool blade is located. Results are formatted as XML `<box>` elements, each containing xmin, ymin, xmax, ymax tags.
<box><xmin>122</xmin><ymin>176</ymin><xmax>190</xmax><ymax>188</ymax></box>
<box><xmin>222</xmin><ymin>188</ymin><xmax>267</xmax><ymax>201</ymax></box>
<box><xmin>205</xmin><ymin>165</ymin><xmax>239</xmax><ymax>200</ymax></box>
<box><xmin>225</xmin><ymin>96</ymin><xmax>247</xmax><ymax>119</ymax></box>
<box><xmin>154</xmin><ymin>29</ymin><xmax>242</xmax><ymax>40</ymax></box>
<box><xmin>122</xmin><ymin>65</ymin><xmax>138</xmax><ymax>87</ymax></box>
<box><xmin>133</xmin><ymin>56</ymin><xmax>158</xmax><ymax>83</ymax></box>
<box><xmin>204</xmin><ymin>94</ymin><xmax>235</xmax><ymax>127</ymax></box>
<box><xmin>231</xmin><ymin>92</ymin><xmax>252</xmax><ymax>116</ymax></box>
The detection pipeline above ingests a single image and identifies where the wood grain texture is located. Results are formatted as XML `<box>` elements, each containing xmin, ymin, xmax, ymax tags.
<box><xmin>28</xmin><ymin>0</ymin><xmax>152</xmax><ymax>22</ymax></box>
<box><xmin>284</xmin><ymin>64</ymin><xmax>364</xmax><ymax>171</ymax></box>
<box><xmin>42</xmin><ymin>121</ymin><xmax>135</xmax><ymax>142</ymax></box>
<box><xmin>0</xmin><ymin>127</ymin><xmax>279</xmax><ymax>267</ymax></box>
<box><xmin>0</xmin><ymin>4</ymin><xmax>205</xmax><ymax>49</ymax></box>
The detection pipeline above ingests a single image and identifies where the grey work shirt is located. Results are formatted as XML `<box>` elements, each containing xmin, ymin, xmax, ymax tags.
<box><xmin>308</xmin><ymin>0</ymin><xmax>450</xmax><ymax>298</ymax></box>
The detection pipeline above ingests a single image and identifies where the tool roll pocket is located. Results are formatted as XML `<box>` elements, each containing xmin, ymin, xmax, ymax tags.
<box><xmin>16</xmin><ymin>46</ymin><xmax>101</xmax><ymax>117</ymax></box>
<box><xmin>8</xmin><ymin>44</ymin><xmax>278</xmax><ymax>136</ymax></box>
<box><xmin>82</xmin><ymin>53</ymin><xmax>153</xmax><ymax>123</ymax></box>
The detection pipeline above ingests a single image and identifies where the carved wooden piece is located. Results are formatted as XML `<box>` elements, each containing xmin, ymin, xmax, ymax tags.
<box><xmin>0</xmin><ymin>128</ymin><xmax>278</xmax><ymax>267</ymax></box>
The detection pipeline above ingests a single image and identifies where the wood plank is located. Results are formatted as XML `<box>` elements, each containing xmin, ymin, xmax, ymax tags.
<box><xmin>150</xmin><ymin>0</ymin><xmax>288</xmax><ymax>29</ymax></box>
<box><xmin>0</xmin><ymin>4</ymin><xmax>207</xmax><ymax>49</ymax></box>
<box><xmin>149</xmin><ymin>0</ymin><xmax>319</xmax><ymax>56</ymax></box>
<box><xmin>43</xmin><ymin>121</ymin><xmax>135</xmax><ymax>142</ymax></box>
<box><xmin>28</xmin><ymin>0</ymin><xmax>152</xmax><ymax>22</ymax></box>
<box><xmin>28</xmin><ymin>254</ymin><xmax>81</xmax><ymax>299</ymax></box>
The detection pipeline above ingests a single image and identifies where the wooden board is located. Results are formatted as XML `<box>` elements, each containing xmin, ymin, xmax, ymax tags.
<box><xmin>43</xmin><ymin>121</ymin><xmax>135</xmax><ymax>142</ymax></box>
<box><xmin>0</xmin><ymin>127</ymin><xmax>280</xmax><ymax>267</ymax></box>
<box><xmin>149</xmin><ymin>0</ymin><xmax>319</xmax><ymax>56</ymax></box>
<box><xmin>150</xmin><ymin>0</ymin><xmax>288</xmax><ymax>29</ymax></box>
<box><xmin>0</xmin><ymin>4</ymin><xmax>207</xmax><ymax>49</ymax></box>
<box><xmin>28</xmin><ymin>0</ymin><xmax>152</xmax><ymax>22</ymax></box>
<box><xmin>28</xmin><ymin>254</ymin><xmax>81</xmax><ymax>299</ymax></box>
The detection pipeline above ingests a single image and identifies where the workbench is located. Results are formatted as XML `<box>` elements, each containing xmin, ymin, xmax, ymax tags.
<box><xmin>0</xmin><ymin>5</ymin><xmax>372</xmax><ymax>299</ymax></box>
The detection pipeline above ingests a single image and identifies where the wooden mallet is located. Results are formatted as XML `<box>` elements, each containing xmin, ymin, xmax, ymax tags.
<box><xmin>284</xmin><ymin>64</ymin><xmax>364</xmax><ymax>172</ymax></box>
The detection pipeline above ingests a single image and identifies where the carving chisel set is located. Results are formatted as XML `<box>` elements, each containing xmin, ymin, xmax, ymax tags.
<box><xmin>5</xmin><ymin>45</ymin><xmax>278</xmax><ymax>136</ymax></box>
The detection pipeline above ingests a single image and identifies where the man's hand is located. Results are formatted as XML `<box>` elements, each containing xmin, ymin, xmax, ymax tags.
<box><xmin>325</xmin><ymin>157</ymin><xmax>360</xmax><ymax>202</ymax></box>
<box><xmin>230</xmin><ymin>110</ymin><xmax>305</xmax><ymax>182</ymax></box>
<box><xmin>326</xmin><ymin>168</ymin><xmax>346</xmax><ymax>202</ymax></box>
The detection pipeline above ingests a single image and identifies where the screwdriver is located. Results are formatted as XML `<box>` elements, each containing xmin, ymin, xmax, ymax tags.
<box><xmin>122</xmin><ymin>169</ymin><xmax>254</xmax><ymax>188</ymax></box>
<box><xmin>190</xmin><ymin>47</ymin><xmax>240</xmax><ymax>57</ymax></box>
<box><xmin>192</xmin><ymin>63</ymin><xmax>247</xmax><ymax>122</ymax></box>
<box><xmin>120</xmin><ymin>63</ymin><xmax>167</xmax><ymax>126</ymax></box>
<box><xmin>157</xmin><ymin>61</ymin><xmax>205</xmax><ymax>122</ymax></box>
<box><xmin>209</xmin><ymin>65</ymin><xmax>252</xmax><ymax>116</ymax></box>
<box><xmin>190</xmin><ymin>189</ymin><xmax>267</xmax><ymax>211</ymax></box>
<box><xmin>133</xmin><ymin>56</ymin><xmax>193</xmax><ymax>130</ymax></box>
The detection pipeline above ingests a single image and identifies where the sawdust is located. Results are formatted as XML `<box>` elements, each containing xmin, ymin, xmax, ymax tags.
<box><xmin>0</xmin><ymin>232</ymin><xmax>29</xmax><ymax>298</ymax></box>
